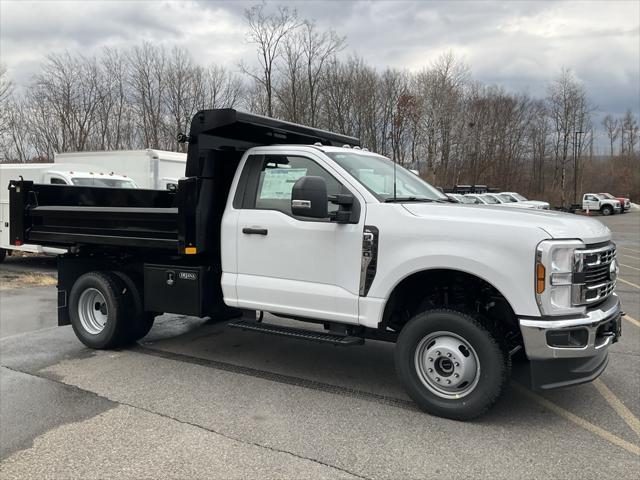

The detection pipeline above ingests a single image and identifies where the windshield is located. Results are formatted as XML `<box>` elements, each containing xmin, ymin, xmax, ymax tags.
<box><xmin>498</xmin><ymin>194</ymin><xmax>517</xmax><ymax>203</ymax></box>
<box><xmin>600</xmin><ymin>193</ymin><xmax>614</xmax><ymax>199</ymax></box>
<box><xmin>71</xmin><ymin>177</ymin><xmax>137</xmax><ymax>188</ymax></box>
<box><xmin>480</xmin><ymin>195</ymin><xmax>500</xmax><ymax>204</ymax></box>
<box><xmin>513</xmin><ymin>193</ymin><xmax>528</xmax><ymax>201</ymax></box>
<box><xmin>325</xmin><ymin>151</ymin><xmax>447</xmax><ymax>202</ymax></box>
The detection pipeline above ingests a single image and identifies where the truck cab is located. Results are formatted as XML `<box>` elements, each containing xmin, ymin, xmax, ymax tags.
<box><xmin>7</xmin><ymin>109</ymin><xmax>623</xmax><ymax>420</ymax></box>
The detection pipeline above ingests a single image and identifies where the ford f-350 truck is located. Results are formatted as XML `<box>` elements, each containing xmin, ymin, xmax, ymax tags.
<box><xmin>8</xmin><ymin>109</ymin><xmax>622</xmax><ymax>420</ymax></box>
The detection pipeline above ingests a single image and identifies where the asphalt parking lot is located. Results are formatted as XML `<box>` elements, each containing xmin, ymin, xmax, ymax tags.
<box><xmin>0</xmin><ymin>212</ymin><xmax>638</xmax><ymax>479</ymax></box>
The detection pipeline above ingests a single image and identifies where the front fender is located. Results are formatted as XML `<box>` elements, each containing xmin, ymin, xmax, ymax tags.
<box><xmin>363</xmin><ymin>204</ymin><xmax>550</xmax><ymax>319</ymax></box>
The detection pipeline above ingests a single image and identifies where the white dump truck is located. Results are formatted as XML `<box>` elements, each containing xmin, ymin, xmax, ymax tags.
<box><xmin>7</xmin><ymin>110</ymin><xmax>622</xmax><ymax>420</ymax></box>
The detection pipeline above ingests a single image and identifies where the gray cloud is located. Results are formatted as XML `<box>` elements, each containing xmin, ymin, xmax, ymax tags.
<box><xmin>1</xmin><ymin>0</ymin><xmax>638</xmax><ymax>124</ymax></box>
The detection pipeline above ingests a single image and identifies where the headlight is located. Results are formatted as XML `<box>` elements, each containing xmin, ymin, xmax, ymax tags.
<box><xmin>535</xmin><ymin>240</ymin><xmax>586</xmax><ymax>316</ymax></box>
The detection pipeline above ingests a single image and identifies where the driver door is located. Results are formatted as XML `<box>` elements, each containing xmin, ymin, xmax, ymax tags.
<box><xmin>234</xmin><ymin>153</ymin><xmax>365</xmax><ymax>324</ymax></box>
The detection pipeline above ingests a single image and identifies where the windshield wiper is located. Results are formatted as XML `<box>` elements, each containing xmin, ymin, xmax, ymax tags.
<box><xmin>384</xmin><ymin>197</ymin><xmax>435</xmax><ymax>203</ymax></box>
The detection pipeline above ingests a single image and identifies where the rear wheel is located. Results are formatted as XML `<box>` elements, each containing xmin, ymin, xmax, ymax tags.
<box><xmin>69</xmin><ymin>271</ymin><xmax>129</xmax><ymax>349</ymax></box>
<box><xmin>395</xmin><ymin>308</ymin><xmax>510</xmax><ymax>420</ymax></box>
<box><xmin>0</xmin><ymin>248</ymin><xmax>6</xmax><ymax>263</ymax></box>
<box><xmin>601</xmin><ymin>205</ymin><xmax>613</xmax><ymax>216</ymax></box>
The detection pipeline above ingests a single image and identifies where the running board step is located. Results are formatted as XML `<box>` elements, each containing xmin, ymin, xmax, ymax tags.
<box><xmin>227</xmin><ymin>319</ymin><xmax>364</xmax><ymax>346</ymax></box>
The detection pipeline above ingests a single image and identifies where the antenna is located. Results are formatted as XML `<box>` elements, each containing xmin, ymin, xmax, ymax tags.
<box><xmin>393</xmin><ymin>155</ymin><xmax>397</xmax><ymax>201</ymax></box>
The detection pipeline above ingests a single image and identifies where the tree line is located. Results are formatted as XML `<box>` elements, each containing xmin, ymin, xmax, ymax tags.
<box><xmin>0</xmin><ymin>3</ymin><xmax>638</xmax><ymax>204</ymax></box>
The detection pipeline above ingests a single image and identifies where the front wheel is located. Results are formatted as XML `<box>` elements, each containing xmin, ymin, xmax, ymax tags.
<box><xmin>601</xmin><ymin>205</ymin><xmax>613</xmax><ymax>216</ymax></box>
<box><xmin>394</xmin><ymin>308</ymin><xmax>510</xmax><ymax>420</ymax></box>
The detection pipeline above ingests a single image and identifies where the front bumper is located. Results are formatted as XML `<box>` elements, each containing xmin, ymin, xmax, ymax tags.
<box><xmin>518</xmin><ymin>294</ymin><xmax>622</xmax><ymax>389</ymax></box>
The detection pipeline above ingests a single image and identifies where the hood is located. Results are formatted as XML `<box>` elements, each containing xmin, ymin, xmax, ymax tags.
<box><xmin>402</xmin><ymin>203</ymin><xmax>611</xmax><ymax>244</ymax></box>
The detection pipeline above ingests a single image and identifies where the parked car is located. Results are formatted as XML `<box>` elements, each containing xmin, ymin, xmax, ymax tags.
<box><xmin>481</xmin><ymin>193</ymin><xmax>539</xmax><ymax>209</ymax></box>
<box><xmin>448</xmin><ymin>193</ymin><xmax>476</xmax><ymax>204</ymax></box>
<box><xmin>599</xmin><ymin>193</ymin><xmax>630</xmax><ymax>213</ymax></box>
<box><xmin>583</xmin><ymin>193</ymin><xmax>621</xmax><ymax>216</ymax></box>
<box><xmin>498</xmin><ymin>192</ymin><xmax>550</xmax><ymax>210</ymax></box>
<box><xmin>463</xmin><ymin>194</ymin><xmax>489</xmax><ymax>204</ymax></box>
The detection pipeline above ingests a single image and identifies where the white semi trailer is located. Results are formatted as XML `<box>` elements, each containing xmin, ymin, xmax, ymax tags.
<box><xmin>55</xmin><ymin>149</ymin><xmax>187</xmax><ymax>190</ymax></box>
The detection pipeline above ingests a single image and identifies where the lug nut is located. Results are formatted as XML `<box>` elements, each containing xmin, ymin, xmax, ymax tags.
<box><xmin>447</xmin><ymin>353</ymin><xmax>452</xmax><ymax>358</ymax></box>
<box><xmin>428</xmin><ymin>368</ymin><xmax>433</xmax><ymax>373</ymax></box>
<box><xmin>435</xmin><ymin>377</ymin><xmax>441</xmax><ymax>382</ymax></box>
<box><xmin>436</xmin><ymin>351</ymin><xmax>441</xmax><ymax>356</ymax></box>
<box><xmin>429</xmin><ymin>358</ymin><xmax>434</xmax><ymax>363</ymax></box>
<box><xmin>455</xmin><ymin>362</ymin><xmax>460</xmax><ymax>367</ymax></box>
<box><xmin>446</xmin><ymin>380</ymin><xmax>451</xmax><ymax>384</ymax></box>
<box><xmin>454</xmin><ymin>373</ymin><xmax>459</xmax><ymax>378</ymax></box>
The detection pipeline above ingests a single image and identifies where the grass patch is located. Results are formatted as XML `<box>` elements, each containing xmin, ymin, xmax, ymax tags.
<box><xmin>0</xmin><ymin>273</ymin><xmax>57</xmax><ymax>290</ymax></box>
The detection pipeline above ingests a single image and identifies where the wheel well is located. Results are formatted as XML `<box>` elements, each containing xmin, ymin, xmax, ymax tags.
<box><xmin>380</xmin><ymin>269</ymin><xmax>522</xmax><ymax>348</ymax></box>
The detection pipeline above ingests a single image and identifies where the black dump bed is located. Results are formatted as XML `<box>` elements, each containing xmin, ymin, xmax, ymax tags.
<box><xmin>9</xmin><ymin>109</ymin><xmax>358</xmax><ymax>255</ymax></box>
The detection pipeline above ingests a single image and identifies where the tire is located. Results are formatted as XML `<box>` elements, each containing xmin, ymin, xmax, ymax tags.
<box><xmin>112</xmin><ymin>271</ymin><xmax>156</xmax><ymax>342</ymax></box>
<box><xmin>0</xmin><ymin>248</ymin><xmax>6</xmax><ymax>263</ymax></box>
<box><xmin>69</xmin><ymin>271</ymin><xmax>130</xmax><ymax>349</ymax></box>
<box><xmin>601</xmin><ymin>205</ymin><xmax>613</xmax><ymax>216</ymax></box>
<box><xmin>394</xmin><ymin>308</ymin><xmax>510</xmax><ymax>420</ymax></box>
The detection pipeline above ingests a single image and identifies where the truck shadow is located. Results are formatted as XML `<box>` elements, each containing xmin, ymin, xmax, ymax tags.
<box><xmin>139</xmin><ymin>313</ymin><xmax>571</xmax><ymax>428</ymax></box>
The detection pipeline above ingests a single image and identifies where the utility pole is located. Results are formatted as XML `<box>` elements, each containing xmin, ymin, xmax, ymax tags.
<box><xmin>573</xmin><ymin>130</ymin><xmax>584</xmax><ymax>204</ymax></box>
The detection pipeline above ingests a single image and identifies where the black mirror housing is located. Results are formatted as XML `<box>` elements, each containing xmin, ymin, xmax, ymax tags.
<box><xmin>291</xmin><ymin>176</ymin><xmax>328</xmax><ymax>218</ymax></box>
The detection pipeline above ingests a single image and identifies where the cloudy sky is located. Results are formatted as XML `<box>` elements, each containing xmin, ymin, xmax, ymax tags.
<box><xmin>1</xmin><ymin>0</ymin><xmax>638</xmax><ymax>140</ymax></box>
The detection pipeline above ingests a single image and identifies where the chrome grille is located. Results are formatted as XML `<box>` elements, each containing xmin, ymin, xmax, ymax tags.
<box><xmin>572</xmin><ymin>243</ymin><xmax>617</xmax><ymax>306</ymax></box>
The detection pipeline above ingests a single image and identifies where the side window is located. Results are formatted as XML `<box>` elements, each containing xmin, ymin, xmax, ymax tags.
<box><xmin>50</xmin><ymin>177</ymin><xmax>67</xmax><ymax>185</ymax></box>
<box><xmin>585</xmin><ymin>195</ymin><xmax>596</xmax><ymax>202</ymax></box>
<box><xmin>253</xmin><ymin>155</ymin><xmax>344</xmax><ymax>217</ymax></box>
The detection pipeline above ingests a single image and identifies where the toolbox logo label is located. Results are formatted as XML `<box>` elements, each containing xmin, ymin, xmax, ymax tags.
<box><xmin>179</xmin><ymin>271</ymin><xmax>197</xmax><ymax>281</ymax></box>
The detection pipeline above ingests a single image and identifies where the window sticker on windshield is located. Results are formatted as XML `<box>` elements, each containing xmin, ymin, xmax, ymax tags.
<box><xmin>359</xmin><ymin>169</ymin><xmax>389</xmax><ymax>194</ymax></box>
<box><xmin>259</xmin><ymin>168</ymin><xmax>308</xmax><ymax>199</ymax></box>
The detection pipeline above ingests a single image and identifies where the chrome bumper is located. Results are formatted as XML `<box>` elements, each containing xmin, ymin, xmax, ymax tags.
<box><xmin>519</xmin><ymin>294</ymin><xmax>622</xmax><ymax>360</ymax></box>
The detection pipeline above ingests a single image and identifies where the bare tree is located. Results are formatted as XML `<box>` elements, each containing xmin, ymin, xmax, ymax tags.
<box><xmin>547</xmin><ymin>68</ymin><xmax>592</xmax><ymax>206</ymax></box>
<box><xmin>241</xmin><ymin>3</ymin><xmax>300</xmax><ymax>117</ymax></box>
<box><xmin>0</xmin><ymin>64</ymin><xmax>13</xmax><ymax>136</ymax></box>
<box><xmin>300</xmin><ymin>21</ymin><xmax>345</xmax><ymax>126</ymax></box>
<box><xmin>621</xmin><ymin>110</ymin><xmax>638</xmax><ymax>156</ymax></box>
<box><xmin>601</xmin><ymin>114</ymin><xmax>620</xmax><ymax>156</ymax></box>
<box><xmin>128</xmin><ymin>43</ymin><xmax>167</xmax><ymax>149</ymax></box>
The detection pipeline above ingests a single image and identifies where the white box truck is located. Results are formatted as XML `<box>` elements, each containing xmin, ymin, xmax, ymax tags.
<box><xmin>54</xmin><ymin>149</ymin><xmax>187</xmax><ymax>190</ymax></box>
<box><xmin>0</xmin><ymin>163</ymin><xmax>137</xmax><ymax>260</ymax></box>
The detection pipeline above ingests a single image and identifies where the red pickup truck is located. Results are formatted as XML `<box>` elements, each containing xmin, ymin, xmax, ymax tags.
<box><xmin>600</xmin><ymin>193</ymin><xmax>631</xmax><ymax>213</ymax></box>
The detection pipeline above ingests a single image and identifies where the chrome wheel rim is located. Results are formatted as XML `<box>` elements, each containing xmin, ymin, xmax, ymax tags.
<box><xmin>414</xmin><ymin>331</ymin><xmax>480</xmax><ymax>399</ymax></box>
<box><xmin>78</xmin><ymin>288</ymin><xmax>108</xmax><ymax>335</ymax></box>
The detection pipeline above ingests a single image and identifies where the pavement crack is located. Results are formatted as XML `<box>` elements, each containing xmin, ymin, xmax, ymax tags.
<box><xmin>0</xmin><ymin>364</ymin><xmax>372</xmax><ymax>480</ymax></box>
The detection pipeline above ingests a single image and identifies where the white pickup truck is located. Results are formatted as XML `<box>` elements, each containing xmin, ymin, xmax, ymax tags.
<box><xmin>582</xmin><ymin>193</ymin><xmax>622</xmax><ymax>216</ymax></box>
<box><xmin>8</xmin><ymin>109</ymin><xmax>623</xmax><ymax>420</ymax></box>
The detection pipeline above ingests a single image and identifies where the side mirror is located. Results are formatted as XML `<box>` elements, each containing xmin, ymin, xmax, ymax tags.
<box><xmin>291</xmin><ymin>176</ymin><xmax>328</xmax><ymax>218</ymax></box>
